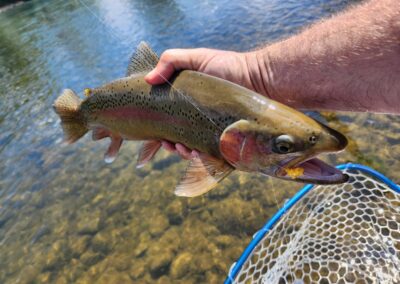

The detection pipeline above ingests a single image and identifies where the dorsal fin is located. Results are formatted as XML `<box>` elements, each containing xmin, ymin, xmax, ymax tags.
<box><xmin>175</xmin><ymin>154</ymin><xmax>234</xmax><ymax>197</ymax></box>
<box><xmin>126</xmin><ymin>41</ymin><xmax>159</xmax><ymax>76</ymax></box>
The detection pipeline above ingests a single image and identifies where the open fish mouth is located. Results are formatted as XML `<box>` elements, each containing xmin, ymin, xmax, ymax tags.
<box><xmin>276</xmin><ymin>157</ymin><xmax>349</xmax><ymax>184</ymax></box>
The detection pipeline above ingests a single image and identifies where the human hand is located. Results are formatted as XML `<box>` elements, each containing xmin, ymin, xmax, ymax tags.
<box><xmin>145</xmin><ymin>48</ymin><xmax>257</xmax><ymax>89</ymax></box>
<box><xmin>145</xmin><ymin>48</ymin><xmax>264</xmax><ymax>159</ymax></box>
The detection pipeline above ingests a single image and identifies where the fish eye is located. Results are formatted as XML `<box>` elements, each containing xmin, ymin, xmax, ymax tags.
<box><xmin>273</xmin><ymin>135</ymin><xmax>295</xmax><ymax>154</ymax></box>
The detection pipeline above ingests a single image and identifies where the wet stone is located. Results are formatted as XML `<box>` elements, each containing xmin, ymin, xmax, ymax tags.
<box><xmin>70</xmin><ymin>236</ymin><xmax>90</xmax><ymax>257</ymax></box>
<box><xmin>149</xmin><ymin>250</ymin><xmax>173</xmax><ymax>278</ymax></box>
<box><xmin>166</xmin><ymin>199</ymin><xmax>185</xmax><ymax>225</ymax></box>
<box><xmin>30</xmin><ymin>225</ymin><xmax>51</xmax><ymax>244</ymax></box>
<box><xmin>54</xmin><ymin>275</ymin><xmax>68</xmax><ymax>284</ymax></box>
<box><xmin>133</xmin><ymin>232</ymin><xmax>151</xmax><ymax>257</ymax></box>
<box><xmin>80</xmin><ymin>250</ymin><xmax>104</xmax><ymax>266</ymax></box>
<box><xmin>187</xmin><ymin>196</ymin><xmax>205</xmax><ymax>210</ymax></box>
<box><xmin>152</xmin><ymin>155</ymin><xmax>180</xmax><ymax>171</ymax></box>
<box><xmin>129</xmin><ymin>259</ymin><xmax>146</xmax><ymax>280</ymax></box>
<box><xmin>96</xmin><ymin>268</ymin><xmax>131</xmax><ymax>284</ymax></box>
<box><xmin>0</xmin><ymin>211</ymin><xmax>13</xmax><ymax>229</ymax></box>
<box><xmin>65</xmin><ymin>259</ymin><xmax>85</xmax><ymax>283</ymax></box>
<box><xmin>106</xmin><ymin>199</ymin><xmax>129</xmax><ymax>216</ymax></box>
<box><xmin>77</xmin><ymin>215</ymin><xmax>102</xmax><ymax>235</ymax></box>
<box><xmin>44</xmin><ymin>250</ymin><xmax>62</xmax><ymax>270</ymax></box>
<box><xmin>91</xmin><ymin>232</ymin><xmax>112</xmax><ymax>254</ymax></box>
<box><xmin>149</xmin><ymin>214</ymin><xmax>169</xmax><ymax>237</ymax></box>
<box><xmin>196</xmin><ymin>253</ymin><xmax>214</xmax><ymax>272</ymax></box>
<box><xmin>75</xmin><ymin>274</ymin><xmax>93</xmax><ymax>284</ymax></box>
<box><xmin>133</xmin><ymin>241</ymin><xmax>148</xmax><ymax>258</ymax></box>
<box><xmin>206</xmin><ymin>271</ymin><xmax>221</xmax><ymax>283</ymax></box>
<box><xmin>113</xmin><ymin>254</ymin><xmax>132</xmax><ymax>271</ymax></box>
<box><xmin>170</xmin><ymin>252</ymin><xmax>193</xmax><ymax>279</ymax></box>
<box><xmin>87</xmin><ymin>259</ymin><xmax>109</xmax><ymax>278</ymax></box>
<box><xmin>214</xmin><ymin>235</ymin><xmax>235</xmax><ymax>249</ymax></box>
<box><xmin>37</xmin><ymin>272</ymin><xmax>51</xmax><ymax>283</ymax></box>
<box><xmin>156</xmin><ymin>275</ymin><xmax>173</xmax><ymax>284</ymax></box>
<box><xmin>18</xmin><ymin>265</ymin><xmax>39</xmax><ymax>284</ymax></box>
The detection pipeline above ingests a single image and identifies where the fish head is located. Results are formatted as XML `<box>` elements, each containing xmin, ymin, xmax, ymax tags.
<box><xmin>219</xmin><ymin>105</ymin><xmax>348</xmax><ymax>184</ymax></box>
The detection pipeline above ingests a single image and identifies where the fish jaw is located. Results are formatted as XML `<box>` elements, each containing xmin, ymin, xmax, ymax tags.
<box><xmin>269</xmin><ymin>156</ymin><xmax>348</xmax><ymax>184</ymax></box>
<box><xmin>268</xmin><ymin>121</ymin><xmax>349</xmax><ymax>184</ymax></box>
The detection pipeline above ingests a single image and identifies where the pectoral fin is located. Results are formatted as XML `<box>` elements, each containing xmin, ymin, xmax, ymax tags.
<box><xmin>104</xmin><ymin>136</ymin><xmax>123</xmax><ymax>164</ymax></box>
<box><xmin>175</xmin><ymin>154</ymin><xmax>233</xmax><ymax>197</ymax></box>
<box><xmin>136</xmin><ymin>140</ymin><xmax>161</xmax><ymax>168</ymax></box>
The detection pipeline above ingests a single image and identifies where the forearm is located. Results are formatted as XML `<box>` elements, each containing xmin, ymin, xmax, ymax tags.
<box><xmin>249</xmin><ymin>0</ymin><xmax>400</xmax><ymax>114</ymax></box>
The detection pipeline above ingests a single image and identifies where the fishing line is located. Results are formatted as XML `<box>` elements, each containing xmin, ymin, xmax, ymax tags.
<box><xmin>75</xmin><ymin>0</ymin><xmax>223</xmax><ymax>132</ymax></box>
<box><xmin>75</xmin><ymin>0</ymin><xmax>289</xmax><ymax>219</ymax></box>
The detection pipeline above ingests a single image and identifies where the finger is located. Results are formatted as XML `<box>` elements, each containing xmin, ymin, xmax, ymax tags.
<box><xmin>175</xmin><ymin>143</ymin><xmax>192</xmax><ymax>160</ymax></box>
<box><xmin>144</xmin><ymin>48</ymin><xmax>208</xmax><ymax>85</ymax></box>
<box><xmin>161</xmin><ymin>140</ymin><xmax>176</xmax><ymax>152</ymax></box>
<box><xmin>191</xmin><ymin>150</ymin><xmax>200</xmax><ymax>158</ymax></box>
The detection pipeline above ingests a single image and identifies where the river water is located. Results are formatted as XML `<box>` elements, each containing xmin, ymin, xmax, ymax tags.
<box><xmin>1</xmin><ymin>0</ymin><xmax>399</xmax><ymax>283</ymax></box>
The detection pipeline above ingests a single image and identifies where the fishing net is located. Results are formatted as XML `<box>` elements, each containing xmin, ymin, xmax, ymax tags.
<box><xmin>226</xmin><ymin>164</ymin><xmax>400</xmax><ymax>284</ymax></box>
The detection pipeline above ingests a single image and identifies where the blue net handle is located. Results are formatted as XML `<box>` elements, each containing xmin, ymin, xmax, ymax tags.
<box><xmin>225</xmin><ymin>163</ymin><xmax>400</xmax><ymax>284</ymax></box>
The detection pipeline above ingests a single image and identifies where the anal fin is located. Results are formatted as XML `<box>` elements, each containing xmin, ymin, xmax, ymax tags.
<box><xmin>136</xmin><ymin>140</ymin><xmax>161</xmax><ymax>168</ymax></box>
<box><xmin>175</xmin><ymin>154</ymin><xmax>234</xmax><ymax>197</ymax></box>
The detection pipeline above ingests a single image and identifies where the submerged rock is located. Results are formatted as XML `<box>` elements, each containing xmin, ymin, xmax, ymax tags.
<box><xmin>30</xmin><ymin>225</ymin><xmax>51</xmax><ymax>244</ymax></box>
<box><xmin>80</xmin><ymin>250</ymin><xmax>103</xmax><ymax>266</ymax></box>
<box><xmin>70</xmin><ymin>236</ymin><xmax>90</xmax><ymax>258</ymax></box>
<box><xmin>87</xmin><ymin>258</ymin><xmax>109</xmax><ymax>279</ymax></box>
<box><xmin>36</xmin><ymin>272</ymin><xmax>51</xmax><ymax>283</ymax></box>
<box><xmin>133</xmin><ymin>241</ymin><xmax>148</xmax><ymax>258</ymax></box>
<box><xmin>206</xmin><ymin>271</ymin><xmax>221</xmax><ymax>283</ymax></box>
<box><xmin>77</xmin><ymin>213</ymin><xmax>102</xmax><ymax>235</ymax></box>
<box><xmin>91</xmin><ymin>232</ymin><xmax>112</xmax><ymax>254</ymax></box>
<box><xmin>214</xmin><ymin>235</ymin><xmax>236</xmax><ymax>249</ymax></box>
<box><xmin>133</xmin><ymin>232</ymin><xmax>151</xmax><ymax>258</ymax></box>
<box><xmin>112</xmin><ymin>253</ymin><xmax>132</xmax><ymax>272</ymax></box>
<box><xmin>18</xmin><ymin>265</ymin><xmax>39</xmax><ymax>284</ymax></box>
<box><xmin>156</xmin><ymin>275</ymin><xmax>173</xmax><ymax>284</ymax></box>
<box><xmin>149</xmin><ymin>250</ymin><xmax>173</xmax><ymax>278</ymax></box>
<box><xmin>166</xmin><ymin>199</ymin><xmax>185</xmax><ymax>225</ymax></box>
<box><xmin>96</xmin><ymin>268</ymin><xmax>131</xmax><ymax>284</ymax></box>
<box><xmin>148</xmin><ymin>214</ymin><xmax>169</xmax><ymax>237</ymax></box>
<box><xmin>129</xmin><ymin>259</ymin><xmax>146</xmax><ymax>280</ymax></box>
<box><xmin>54</xmin><ymin>275</ymin><xmax>68</xmax><ymax>284</ymax></box>
<box><xmin>170</xmin><ymin>252</ymin><xmax>193</xmax><ymax>279</ymax></box>
<box><xmin>211</xmin><ymin>196</ymin><xmax>263</xmax><ymax>234</ymax></box>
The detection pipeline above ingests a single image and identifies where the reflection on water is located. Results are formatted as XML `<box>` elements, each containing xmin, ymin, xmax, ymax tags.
<box><xmin>0</xmin><ymin>0</ymin><xmax>398</xmax><ymax>283</ymax></box>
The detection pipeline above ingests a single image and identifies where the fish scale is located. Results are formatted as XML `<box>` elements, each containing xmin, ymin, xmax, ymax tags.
<box><xmin>82</xmin><ymin>76</ymin><xmax>234</xmax><ymax>158</ymax></box>
<box><xmin>53</xmin><ymin>42</ymin><xmax>348</xmax><ymax>197</ymax></box>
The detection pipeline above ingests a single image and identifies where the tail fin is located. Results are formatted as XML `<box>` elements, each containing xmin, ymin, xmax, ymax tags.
<box><xmin>53</xmin><ymin>89</ymin><xmax>88</xmax><ymax>144</ymax></box>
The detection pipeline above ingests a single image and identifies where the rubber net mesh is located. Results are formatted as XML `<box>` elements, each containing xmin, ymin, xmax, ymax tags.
<box><xmin>232</xmin><ymin>167</ymin><xmax>400</xmax><ymax>284</ymax></box>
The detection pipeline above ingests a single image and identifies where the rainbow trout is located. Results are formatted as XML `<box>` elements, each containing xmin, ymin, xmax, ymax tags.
<box><xmin>53</xmin><ymin>42</ymin><xmax>348</xmax><ymax>197</ymax></box>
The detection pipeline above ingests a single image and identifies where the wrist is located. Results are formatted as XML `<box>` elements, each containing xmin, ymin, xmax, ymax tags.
<box><xmin>243</xmin><ymin>50</ymin><xmax>275</xmax><ymax>100</ymax></box>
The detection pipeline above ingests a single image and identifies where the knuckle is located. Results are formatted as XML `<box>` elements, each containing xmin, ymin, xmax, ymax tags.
<box><xmin>160</xmin><ymin>49</ymin><xmax>178</xmax><ymax>63</ymax></box>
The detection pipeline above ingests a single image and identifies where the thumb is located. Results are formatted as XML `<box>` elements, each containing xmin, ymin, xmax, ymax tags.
<box><xmin>144</xmin><ymin>48</ymin><xmax>207</xmax><ymax>85</ymax></box>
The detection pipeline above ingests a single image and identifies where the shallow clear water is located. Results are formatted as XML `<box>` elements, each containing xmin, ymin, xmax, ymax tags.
<box><xmin>0</xmin><ymin>0</ymin><xmax>399</xmax><ymax>283</ymax></box>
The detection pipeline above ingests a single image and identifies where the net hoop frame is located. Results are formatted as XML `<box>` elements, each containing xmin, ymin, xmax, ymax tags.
<box><xmin>225</xmin><ymin>163</ymin><xmax>400</xmax><ymax>284</ymax></box>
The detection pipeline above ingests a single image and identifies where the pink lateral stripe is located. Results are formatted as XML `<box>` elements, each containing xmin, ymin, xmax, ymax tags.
<box><xmin>99</xmin><ymin>106</ymin><xmax>190</xmax><ymax>127</ymax></box>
